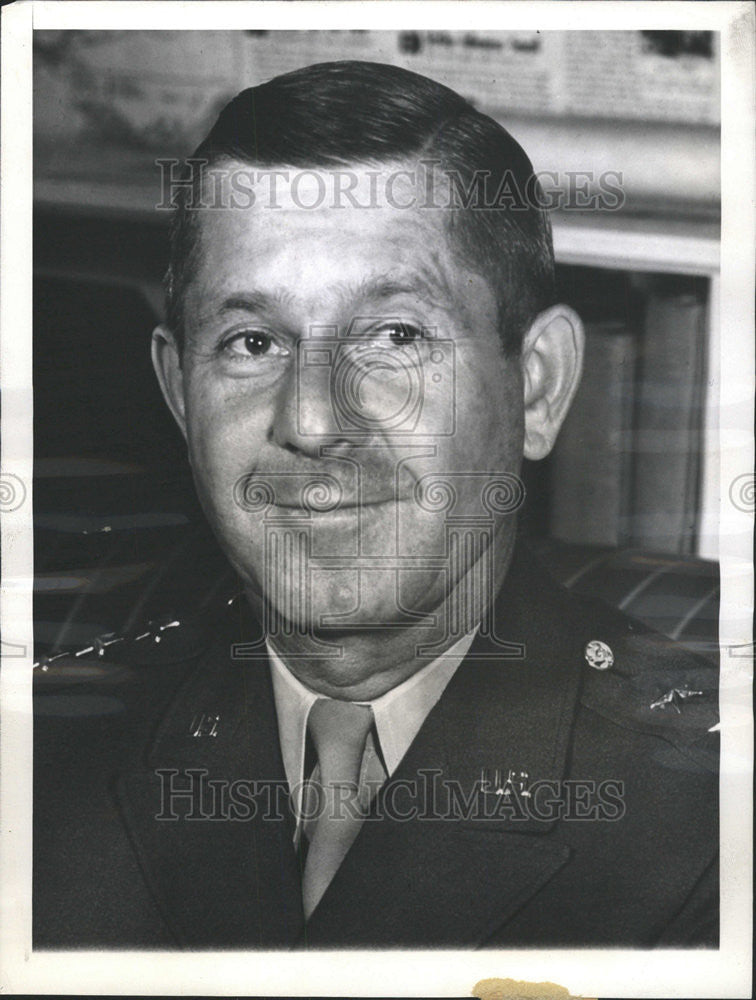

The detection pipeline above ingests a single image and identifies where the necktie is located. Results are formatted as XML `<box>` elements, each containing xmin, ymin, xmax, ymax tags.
<box><xmin>301</xmin><ymin>697</ymin><xmax>375</xmax><ymax>920</ymax></box>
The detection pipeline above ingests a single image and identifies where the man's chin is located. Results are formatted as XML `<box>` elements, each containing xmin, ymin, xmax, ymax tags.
<box><xmin>258</xmin><ymin>580</ymin><xmax>441</xmax><ymax>638</ymax></box>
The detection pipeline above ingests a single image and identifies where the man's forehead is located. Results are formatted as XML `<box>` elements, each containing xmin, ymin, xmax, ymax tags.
<box><xmin>190</xmin><ymin>165</ymin><xmax>460</xmax><ymax>288</ymax></box>
<box><xmin>189</xmin><ymin>270</ymin><xmax>464</xmax><ymax>330</ymax></box>
<box><xmin>185</xmin><ymin>160</ymin><xmax>497</xmax><ymax>327</ymax></box>
<box><xmin>185</xmin><ymin>195</ymin><xmax>495</xmax><ymax>332</ymax></box>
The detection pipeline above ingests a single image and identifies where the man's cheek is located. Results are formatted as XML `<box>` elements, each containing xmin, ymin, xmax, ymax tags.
<box><xmin>186</xmin><ymin>396</ymin><xmax>252</xmax><ymax>471</ymax></box>
<box><xmin>186</xmin><ymin>426</ymin><xmax>242</xmax><ymax>524</ymax></box>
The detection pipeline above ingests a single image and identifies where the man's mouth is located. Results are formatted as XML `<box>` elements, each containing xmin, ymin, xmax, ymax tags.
<box><xmin>267</xmin><ymin>496</ymin><xmax>406</xmax><ymax>511</ymax></box>
<box><xmin>233</xmin><ymin>469</ymin><xmax>416</xmax><ymax>516</ymax></box>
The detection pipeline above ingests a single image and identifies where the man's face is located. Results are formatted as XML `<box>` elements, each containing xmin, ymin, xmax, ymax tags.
<box><xmin>170</xmin><ymin>164</ymin><xmax>526</xmax><ymax>634</ymax></box>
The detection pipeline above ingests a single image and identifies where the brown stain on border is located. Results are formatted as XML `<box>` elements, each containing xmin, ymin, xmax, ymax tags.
<box><xmin>472</xmin><ymin>977</ymin><xmax>597</xmax><ymax>1000</ymax></box>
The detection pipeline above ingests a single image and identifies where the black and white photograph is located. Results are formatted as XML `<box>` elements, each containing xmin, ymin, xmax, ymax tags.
<box><xmin>1</xmin><ymin>2</ymin><xmax>753</xmax><ymax>997</ymax></box>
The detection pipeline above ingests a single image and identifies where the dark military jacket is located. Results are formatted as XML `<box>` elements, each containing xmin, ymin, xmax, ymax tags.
<box><xmin>34</xmin><ymin>542</ymin><xmax>719</xmax><ymax>948</ymax></box>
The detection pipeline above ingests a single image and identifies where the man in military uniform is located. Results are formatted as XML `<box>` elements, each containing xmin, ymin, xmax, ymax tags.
<box><xmin>34</xmin><ymin>60</ymin><xmax>719</xmax><ymax>948</ymax></box>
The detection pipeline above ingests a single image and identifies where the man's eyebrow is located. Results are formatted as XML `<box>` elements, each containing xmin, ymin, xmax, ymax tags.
<box><xmin>204</xmin><ymin>271</ymin><xmax>451</xmax><ymax>324</ymax></box>
<box><xmin>218</xmin><ymin>289</ymin><xmax>294</xmax><ymax>315</ymax></box>
<box><xmin>349</xmin><ymin>273</ymin><xmax>448</xmax><ymax>306</ymax></box>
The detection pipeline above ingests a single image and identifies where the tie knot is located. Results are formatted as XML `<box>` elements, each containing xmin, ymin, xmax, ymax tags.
<box><xmin>307</xmin><ymin>698</ymin><xmax>374</xmax><ymax>787</ymax></box>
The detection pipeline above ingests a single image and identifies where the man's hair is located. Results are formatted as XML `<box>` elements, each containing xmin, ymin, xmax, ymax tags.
<box><xmin>165</xmin><ymin>60</ymin><xmax>555</xmax><ymax>355</ymax></box>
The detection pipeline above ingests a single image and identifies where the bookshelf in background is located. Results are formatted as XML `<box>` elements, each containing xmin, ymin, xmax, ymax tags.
<box><xmin>549</xmin><ymin>267</ymin><xmax>640</xmax><ymax>549</ymax></box>
<box><xmin>550</xmin><ymin>213</ymin><xmax>719</xmax><ymax>560</ymax></box>
<box><xmin>630</xmin><ymin>275</ymin><xmax>709</xmax><ymax>555</ymax></box>
<box><xmin>547</xmin><ymin>266</ymin><xmax>710</xmax><ymax>557</ymax></box>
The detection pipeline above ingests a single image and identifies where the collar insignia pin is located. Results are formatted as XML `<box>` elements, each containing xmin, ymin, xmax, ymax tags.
<box><xmin>585</xmin><ymin>639</ymin><xmax>614</xmax><ymax>670</ymax></box>
<box><xmin>480</xmin><ymin>767</ymin><xmax>531</xmax><ymax>797</ymax></box>
<box><xmin>190</xmin><ymin>712</ymin><xmax>220</xmax><ymax>738</ymax></box>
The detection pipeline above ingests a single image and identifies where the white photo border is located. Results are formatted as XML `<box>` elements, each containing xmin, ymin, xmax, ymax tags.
<box><xmin>1</xmin><ymin>2</ymin><xmax>753</xmax><ymax>997</ymax></box>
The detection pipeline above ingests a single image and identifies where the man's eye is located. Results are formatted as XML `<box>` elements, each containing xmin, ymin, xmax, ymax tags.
<box><xmin>376</xmin><ymin>322</ymin><xmax>425</xmax><ymax>346</ymax></box>
<box><xmin>222</xmin><ymin>331</ymin><xmax>289</xmax><ymax>360</ymax></box>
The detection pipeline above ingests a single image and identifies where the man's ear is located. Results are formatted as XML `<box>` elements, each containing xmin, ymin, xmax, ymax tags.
<box><xmin>151</xmin><ymin>325</ymin><xmax>188</xmax><ymax>439</ymax></box>
<box><xmin>521</xmin><ymin>304</ymin><xmax>584</xmax><ymax>460</ymax></box>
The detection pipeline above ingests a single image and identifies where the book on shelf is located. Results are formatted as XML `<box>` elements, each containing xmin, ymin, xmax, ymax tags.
<box><xmin>550</xmin><ymin>317</ymin><xmax>637</xmax><ymax>548</ymax></box>
<box><xmin>629</xmin><ymin>277</ymin><xmax>707</xmax><ymax>554</ymax></box>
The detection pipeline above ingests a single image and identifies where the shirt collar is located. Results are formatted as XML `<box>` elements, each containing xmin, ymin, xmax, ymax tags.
<box><xmin>268</xmin><ymin>629</ymin><xmax>477</xmax><ymax>796</ymax></box>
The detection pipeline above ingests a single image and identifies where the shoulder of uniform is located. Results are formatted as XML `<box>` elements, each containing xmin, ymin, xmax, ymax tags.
<box><xmin>33</xmin><ymin>591</ymin><xmax>246</xmax><ymax>683</ymax></box>
<box><xmin>571</xmin><ymin>590</ymin><xmax>719</xmax><ymax>759</ymax></box>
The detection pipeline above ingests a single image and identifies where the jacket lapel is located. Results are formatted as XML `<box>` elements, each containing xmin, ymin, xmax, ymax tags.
<box><xmin>115</xmin><ymin>608</ymin><xmax>304</xmax><ymax>948</ymax></box>
<box><xmin>304</xmin><ymin>547</ymin><xmax>585</xmax><ymax>947</ymax></box>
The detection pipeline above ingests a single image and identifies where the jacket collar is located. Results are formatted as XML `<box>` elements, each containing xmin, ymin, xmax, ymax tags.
<box><xmin>115</xmin><ymin>608</ymin><xmax>305</xmax><ymax>948</ymax></box>
<box><xmin>116</xmin><ymin>540</ymin><xmax>586</xmax><ymax>947</ymax></box>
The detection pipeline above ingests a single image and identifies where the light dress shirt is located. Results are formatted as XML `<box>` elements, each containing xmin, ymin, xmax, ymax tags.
<box><xmin>268</xmin><ymin>630</ymin><xmax>477</xmax><ymax>836</ymax></box>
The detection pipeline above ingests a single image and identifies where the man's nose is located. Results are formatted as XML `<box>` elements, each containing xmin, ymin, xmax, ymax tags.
<box><xmin>271</xmin><ymin>357</ymin><xmax>336</xmax><ymax>454</ymax></box>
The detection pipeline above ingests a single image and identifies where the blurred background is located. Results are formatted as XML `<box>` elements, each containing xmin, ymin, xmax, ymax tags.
<box><xmin>33</xmin><ymin>29</ymin><xmax>721</xmax><ymax>666</ymax></box>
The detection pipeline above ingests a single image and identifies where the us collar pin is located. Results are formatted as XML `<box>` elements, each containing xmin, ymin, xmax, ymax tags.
<box><xmin>480</xmin><ymin>768</ymin><xmax>531</xmax><ymax>798</ymax></box>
